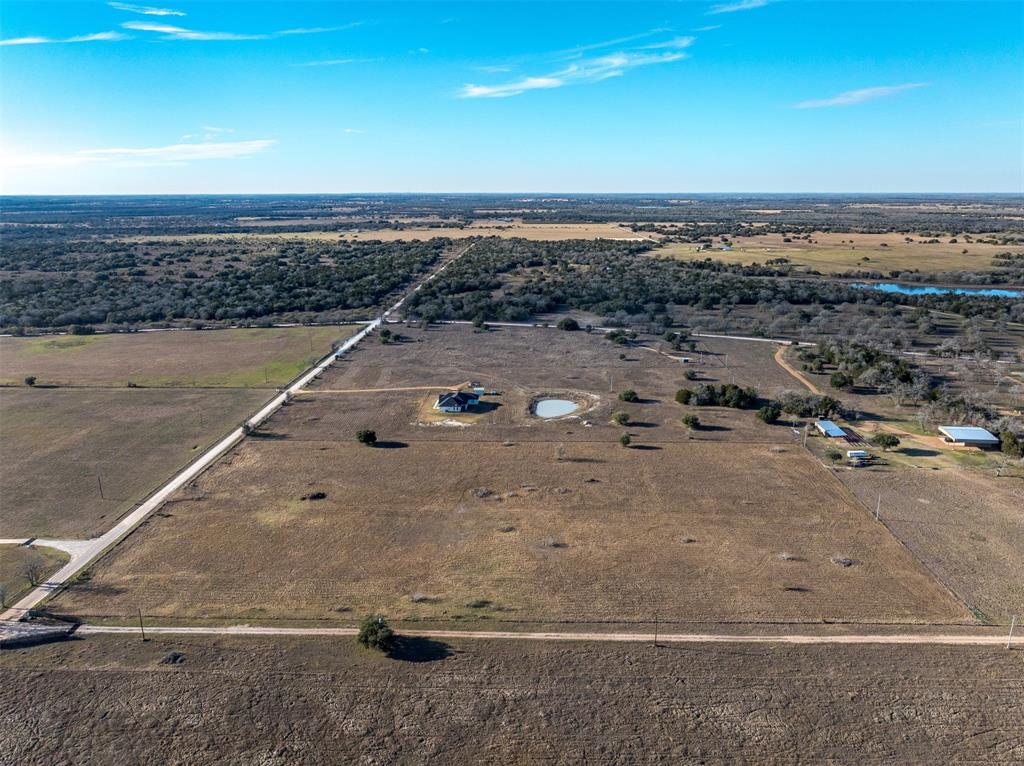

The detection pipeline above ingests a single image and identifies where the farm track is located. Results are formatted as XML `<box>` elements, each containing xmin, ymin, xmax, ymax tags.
<box><xmin>77</xmin><ymin>624</ymin><xmax>1014</xmax><ymax>646</ymax></box>
<box><xmin>773</xmin><ymin>345</ymin><xmax>822</xmax><ymax>394</ymax></box>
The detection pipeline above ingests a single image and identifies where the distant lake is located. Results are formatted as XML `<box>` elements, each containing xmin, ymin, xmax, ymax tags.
<box><xmin>851</xmin><ymin>282</ymin><xmax>1023</xmax><ymax>299</ymax></box>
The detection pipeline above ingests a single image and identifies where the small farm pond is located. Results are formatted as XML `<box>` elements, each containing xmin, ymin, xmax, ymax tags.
<box><xmin>534</xmin><ymin>399</ymin><xmax>579</xmax><ymax>418</ymax></box>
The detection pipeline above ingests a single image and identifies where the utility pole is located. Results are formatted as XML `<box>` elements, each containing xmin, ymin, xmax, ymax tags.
<box><xmin>137</xmin><ymin>608</ymin><xmax>147</xmax><ymax>642</ymax></box>
<box><xmin>875</xmin><ymin>493</ymin><xmax>881</xmax><ymax>521</ymax></box>
<box><xmin>653</xmin><ymin>613</ymin><xmax>659</xmax><ymax>648</ymax></box>
<box><xmin>1008</xmin><ymin>614</ymin><xmax>1017</xmax><ymax>649</ymax></box>
<box><xmin>97</xmin><ymin>475</ymin><xmax>105</xmax><ymax>500</ymax></box>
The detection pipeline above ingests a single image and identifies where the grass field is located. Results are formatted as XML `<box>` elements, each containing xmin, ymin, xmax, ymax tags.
<box><xmin>0</xmin><ymin>326</ymin><xmax>362</xmax><ymax>388</ymax></box>
<box><xmin>0</xmin><ymin>387</ymin><xmax>270</xmax><ymax>538</ymax></box>
<box><xmin>50</xmin><ymin>325</ymin><xmax>967</xmax><ymax>625</ymax></box>
<box><xmin>1</xmin><ymin>635</ymin><xmax>1020</xmax><ymax>763</ymax></box>
<box><xmin>0</xmin><ymin>544</ymin><xmax>68</xmax><ymax>607</ymax></box>
<box><xmin>653</xmin><ymin>231</ymin><xmax>1023</xmax><ymax>275</ymax></box>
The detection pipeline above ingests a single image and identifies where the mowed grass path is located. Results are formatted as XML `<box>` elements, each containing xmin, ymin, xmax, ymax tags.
<box><xmin>0</xmin><ymin>325</ymin><xmax>362</xmax><ymax>388</ymax></box>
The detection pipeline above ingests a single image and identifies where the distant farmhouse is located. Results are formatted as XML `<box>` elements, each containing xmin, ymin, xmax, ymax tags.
<box><xmin>435</xmin><ymin>390</ymin><xmax>480</xmax><ymax>414</ymax></box>
<box><xmin>938</xmin><ymin>425</ymin><xmax>999</xmax><ymax>448</ymax></box>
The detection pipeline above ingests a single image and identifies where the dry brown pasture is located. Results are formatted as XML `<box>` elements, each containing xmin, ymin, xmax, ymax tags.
<box><xmin>0</xmin><ymin>325</ymin><xmax>360</xmax><ymax>388</ymax></box>
<box><xmin>0</xmin><ymin>387</ymin><xmax>269</xmax><ymax>538</ymax></box>
<box><xmin>2</xmin><ymin>635</ymin><xmax>1021</xmax><ymax>764</ymax></box>
<box><xmin>51</xmin><ymin>325</ymin><xmax>966</xmax><ymax>625</ymax></box>
<box><xmin>836</xmin><ymin>465</ymin><xmax>1024</xmax><ymax>624</ymax></box>
<box><xmin>654</xmin><ymin>230</ymin><xmax>1022</xmax><ymax>274</ymax></box>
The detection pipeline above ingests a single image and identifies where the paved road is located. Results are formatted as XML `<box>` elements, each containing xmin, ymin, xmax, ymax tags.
<box><xmin>76</xmin><ymin>624</ymin><xmax>1013</xmax><ymax>646</ymax></box>
<box><xmin>0</xmin><ymin>244</ymin><xmax>475</xmax><ymax>622</ymax></box>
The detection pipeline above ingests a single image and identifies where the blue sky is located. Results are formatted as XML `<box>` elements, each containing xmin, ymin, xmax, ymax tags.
<box><xmin>1</xmin><ymin>1</ymin><xmax>1021</xmax><ymax>193</ymax></box>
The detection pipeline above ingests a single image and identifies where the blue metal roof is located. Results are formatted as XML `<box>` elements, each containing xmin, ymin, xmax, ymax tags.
<box><xmin>815</xmin><ymin>420</ymin><xmax>846</xmax><ymax>438</ymax></box>
<box><xmin>938</xmin><ymin>426</ymin><xmax>998</xmax><ymax>443</ymax></box>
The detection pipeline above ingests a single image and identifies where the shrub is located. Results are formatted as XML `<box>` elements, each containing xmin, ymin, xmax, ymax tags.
<box><xmin>357</xmin><ymin>615</ymin><xmax>394</xmax><ymax>651</ymax></box>
<box><xmin>675</xmin><ymin>388</ymin><xmax>692</xmax><ymax>405</ymax></box>
<box><xmin>870</xmin><ymin>433</ymin><xmax>900</xmax><ymax>451</ymax></box>
<box><xmin>757</xmin><ymin>404</ymin><xmax>781</xmax><ymax>424</ymax></box>
<box><xmin>618</xmin><ymin>389</ymin><xmax>639</xmax><ymax>403</ymax></box>
<box><xmin>24</xmin><ymin>376</ymin><xmax>36</xmax><ymax>386</ymax></box>
<box><xmin>356</xmin><ymin>429</ymin><xmax>378</xmax><ymax>446</ymax></box>
<box><xmin>826</xmin><ymin>448</ymin><xmax>843</xmax><ymax>463</ymax></box>
<box><xmin>830</xmin><ymin>371</ymin><xmax>854</xmax><ymax>390</ymax></box>
<box><xmin>682</xmin><ymin>414</ymin><xmax>700</xmax><ymax>430</ymax></box>
<box><xmin>611</xmin><ymin>411</ymin><xmax>629</xmax><ymax>426</ymax></box>
<box><xmin>379</xmin><ymin>328</ymin><xmax>392</xmax><ymax>344</ymax></box>
<box><xmin>683</xmin><ymin>369</ymin><xmax>698</xmax><ymax>381</ymax></box>
<box><xmin>556</xmin><ymin>317</ymin><xmax>580</xmax><ymax>331</ymax></box>
<box><xmin>1000</xmin><ymin>430</ymin><xmax>1024</xmax><ymax>458</ymax></box>
<box><xmin>619</xmin><ymin>433</ymin><xmax>632</xmax><ymax>447</ymax></box>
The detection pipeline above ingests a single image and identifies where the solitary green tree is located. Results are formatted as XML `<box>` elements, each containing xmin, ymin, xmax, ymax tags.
<box><xmin>619</xmin><ymin>433</ymin><xmax>632</xmax><ymax>448</ymax></box>
<box><xmin>682</xmin><ymin>414</ymin><xmax>701</xmax><ymax>430</ymax></box>
<box><xmin>870</xmin><ymin>433</ymin><xmax>900</xmax><ymax>451</ymax></box>
<box><xmin>611</xmin><ymin>411</ymin><xmax>629</xmax><ymax>426</ymax></box>
<box><xmin>618</xmin><ymin>389</ymin><xmax>639</xmax><ymax>403</ymax></box>
<box><xmin>356</xmin><ymin>429</ymin><xmax>377</xmax><ymax>446</ymax></box>
<box><xmin>24</xmin><ymin>376</ymin><xmax>36</xmax><ymax>387</ymax></box>
<box><xmin>357</xmin><ymin>615</ymin><xmax>394</xmax><ymax>651</ymax></box>
<box><xmin>557</xmin><ymin>317</ymin><xmax>580</xmax><ymax>331</ymax></box>
<box><xmin>757</xmin><ymin>404</ymin><xmax>781</xmax><ymax>424</ymax></box>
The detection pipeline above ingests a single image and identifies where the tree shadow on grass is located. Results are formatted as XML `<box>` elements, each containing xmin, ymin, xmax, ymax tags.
<box><xmin>374</xmin><ymin>441</ymin><xmax>409</xmax><ymax>449</ymax></box>
<box><xmin>387</xmin><ymin>636</ymin><xmax>453</xmax><ymax>663</ymax></box>
<box><xmin>629</xmin><ymin>444</ymin><xmax>663</xmax><ymax>451</ymax></box>
<box><xmin>900</xmin><ymin>448</ymin><xmax>940</xmax><ymax>458</ymax></box>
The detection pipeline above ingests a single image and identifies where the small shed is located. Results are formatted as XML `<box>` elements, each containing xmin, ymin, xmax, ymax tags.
<box><xmin>938</xmin><ymin>426</ymin><xmax>999</xmax><ymax>447</ymax></box>
<box><xmin>815</xmin><ymin>420</ymin><xmax>846</xmax><ymax>438</ymax></box>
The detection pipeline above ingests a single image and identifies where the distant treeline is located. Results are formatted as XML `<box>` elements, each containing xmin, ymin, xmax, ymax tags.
<box><xmin>403</xmin><ymin>238</ymin><xmax>1024</xmax><ymax>325</ymax></box>
<box><xmin>1</xmin><ymin>239</ymin><xmax>447</xmax><ymax>329</ymax></box>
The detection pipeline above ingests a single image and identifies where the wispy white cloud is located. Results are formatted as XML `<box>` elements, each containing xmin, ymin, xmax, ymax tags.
<box><xmin>555</xmin><ymin>28</ymin><xmax>670</xmax><ymax>58</ymax></box>
<box><xmin>0</xmin><ymin>31</ymin><xmax>127</xmax><ymax>46</ymax></box>
<box><xmin>343</xmin><ymin>128</ymin><xmax>365</xmax><ymax>134</ymax></box>
<box><xmin>792</xmin><ymin>82</ymin><xmax>927</xmax><ymax>109</ymax></box>
<box><xmin>2</xmin><ymin>139</ymin><xmax>275</xmax><ymax>169</ymax></box>
<box><xmin>122</xmin><ymin>21</ymin><xmax>265</xmax><ymax>40</ymax></box>
<box><xmin>462</xmin><ymin>35</ymin><xmax>695</xmax><ymax>98</ymax></box>
<box><xmin>122</xmin><ymin>20</ymin><xmax>361</xmax><ymax>41</ymax></box>
<box><xmin>708</xmin><ymin>0</ymin><xmax>770</xmax><ymax>15</ymax></box>
<box><xmin>694</xmin><ymin>25</ymin><xmax>722</xmax><ymax>32</ymax></box>
<box><xmin>108</xmin><ymin>2</ymin><xmax>185</xmax><ymax>16</ymax></box>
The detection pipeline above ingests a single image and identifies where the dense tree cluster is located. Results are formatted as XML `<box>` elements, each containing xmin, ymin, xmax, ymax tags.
<box><xmin>1</xmin><ymin>239</ymin><xmax>447</xmax><ymax>329</ymax></box>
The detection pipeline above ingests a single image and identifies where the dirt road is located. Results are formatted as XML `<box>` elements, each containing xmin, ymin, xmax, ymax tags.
<box><xmin>76</xmin><ymin>624</ymin><xmax>1014</xmax><ymax>647</ymax></box>
<box><xmin>774</xmin><ymin>345</ymin><xmax>822</xmax><ymax>394</ymax></box>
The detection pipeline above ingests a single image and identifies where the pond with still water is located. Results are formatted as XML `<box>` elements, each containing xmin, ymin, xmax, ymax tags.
<box><xmin>534</xmin><ymin>399</ymin><xmax>579</xmax><ymax>418</ymax></box>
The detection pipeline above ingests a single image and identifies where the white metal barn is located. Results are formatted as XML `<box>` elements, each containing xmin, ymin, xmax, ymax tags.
<box><xmin>938</xmin><ymin>425</ymin><xmax>999</xmax><ymax>447</ymax></box>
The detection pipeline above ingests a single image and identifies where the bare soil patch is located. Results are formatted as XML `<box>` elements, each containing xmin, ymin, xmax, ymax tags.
<box><xmin>1</xmin><ymin>635</ymin><xmax>1020</xmax><ymax>764</ymax></box>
